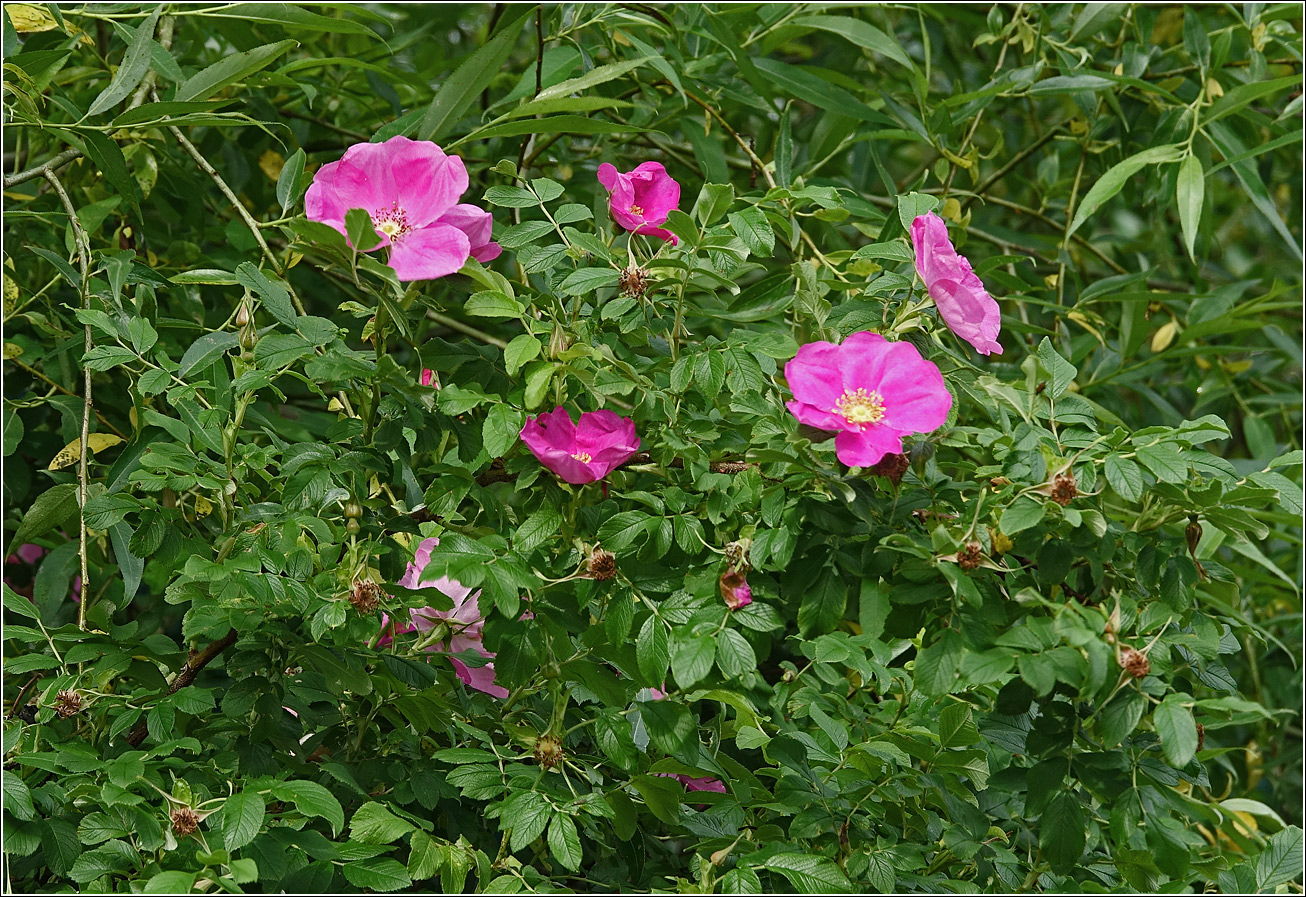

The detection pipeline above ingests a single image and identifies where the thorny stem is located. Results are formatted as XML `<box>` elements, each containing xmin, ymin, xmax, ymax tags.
<box><xmin>124</xmin><ymin>628</ymin><xmax>239</xmax><ymax>747</ymax></box>
<box><xmin>42</xmin><ymin>169</ymin><xmax>93</xmax><ymax>632</ymax></box>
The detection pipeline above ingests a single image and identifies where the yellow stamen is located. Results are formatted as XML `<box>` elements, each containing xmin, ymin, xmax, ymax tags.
<box><xmin>376</xmin><ymin>220</ymin><xmax>402</xmax><ymax>239</ymax></box>
<box><xmin>629</xmin><ymin>204</ymin><xmax>644</xmax><ymax>217</ymax></box>
<box><xmin>833</xmin><ymin>388</ymin><xmax>886</xmax><ymax>426</ymax></box>
<box><xmin>571</xmin><ymin>451</ymin><xmax>593</xmax><ymax>463</ymax></box>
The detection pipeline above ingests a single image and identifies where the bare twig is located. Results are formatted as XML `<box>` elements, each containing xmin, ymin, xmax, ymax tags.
<box><xmin>7</xmin><ymin>357</ymin><xmax>126</xmax><ymax>438</ymax></box>
<box><xmin>474</xmin><ymin>453</ymin><xmax>757</xmax><ymax>486</ymax></box>
<box><xmin>124</xmin><ymin>628</ymin><xmax>238</xmax><ymax>747</ymax></box>
<box><xmin>6</xmin><ymin>674</ymin><xmax>43</xmax><ymax>720</ymax></box>
<box><xmin>41</xmin><ymin>170</ymin><xmax>93</xmax><ymax>632</ymax></box>
<box><xmin>425</xmin><ymin>309</ymin><xmax>509</xmax><ymax>349</ymax></box>
<box><xmin>5</xmin><ymin>148</ymin><xmax>82</xmax><ymax>189</ymax></box>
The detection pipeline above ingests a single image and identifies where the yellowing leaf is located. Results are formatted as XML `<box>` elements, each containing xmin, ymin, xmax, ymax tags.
<box><xmin>193</xmin><ymin>495</ymin><xmax>213</xmax><ymax>518</ymax></box>
<box><xmin>4</xmin><ymin>342</ymin><xmax>22</xmax><ymax>360</ymax></box>
<box><xmin>47</xmin><ymin>433</ymin><xmax>125</xmax><ymax>470</ymax></box>
<box><xmin>1151</xmin><ymin>320</ymin><xmax>1179</xmax><ymax>353</ymax></box>
<box><xmin>258</xmin><ymin>149</ymin><xmax>284</xmax><ymax>183</ymax></box>
<box><xmin>7</xmin><ymin>5</ymin><xmax>58</xmax><ymax>32</ymax></box>
<box><xmin>327</xmin><ymin>397</ymin><xmax>344</xmax><ymax>412</ymax></box>
<box><xmin>368</xmin><ymin>475</ymin><xmax>382</xmax><ymax>499</ymax></box>
<box><xmin>1067</xmin><ymin>311</ymin><xmax>1106</xmax><ymax>347</ymax></box>
<box><xmin>940</xmin><ymin>198</ymin><xmax>962</xmax><ymax>221</ymax></box>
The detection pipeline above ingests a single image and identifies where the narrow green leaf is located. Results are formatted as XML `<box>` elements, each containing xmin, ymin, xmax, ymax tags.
<box><xmin>1067</xmin><ymin>144</ymin><xmax>1184</xmax><ymax>237</ymax></box>
<box><xmin>88</xmin><ymin>7</ymin><xmax>162</xmax><ymax>115</ymax></box>
<box><xmin>419</xmin><ymin>8</ymin><xmax>533</xmax><ymax>142</ymax></box>
<box><xmin>1177</xmin><ymin>154</ymin><xmax>1204</xmax><ymax>260</ymax></box>
<box><xmin>175</xmin><ymin>40</ymin><xmax>297</xmax><ymax>103</ymax></box>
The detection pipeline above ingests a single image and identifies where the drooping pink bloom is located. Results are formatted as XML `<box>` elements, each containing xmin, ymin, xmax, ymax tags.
<box><xmin>910</xmin><ymin>212</ymin><xmax>1003</xmax><ymax>356</ymax></box>
<box><xmin>306</xmin><ymin>136</ymin><xmax>501</xmax><ymax>282</ymax></box>
<box><xmin>656</xmin><ymin>773</ymin><xmax>727</xmax><ymax>794</ymax></box>
<box><xmin>520</xmin><ymin>407</ymin><xmax>640</xmax><ymax>484</ymax></box>
<box><xmin>420</xmin><ymin>368</ymin><xmax>438</xmax><ymax>388</ymax></box>
<box><xmin>597</xmin><ymin>161</ymin><xmax>680</xmax><ymax>244</ymax></box>
<box><xmin>393</xmin><ymin>537</ymin><xmax>508</xmax><ymax>698</ymax></box>
<box><xmin>4</xmin><ymin>544</ymin><xmax>81</xmax><ymax>602</ymax></box>
<box><xmin>719</xmin><ymin>568</ymin><xmax>752</xmax><ymax>611</ymax></box>
<box><xmin>785</xmin><ymin>331</ymin><xmax>952</xmax><ymax>469</ymax></box>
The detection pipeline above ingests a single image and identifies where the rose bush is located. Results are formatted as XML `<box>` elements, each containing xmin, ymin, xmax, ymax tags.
<box><xmin>3</xmin><ymin>4</ymin><xmax>1302</xmax><ymax>894</ymax></box>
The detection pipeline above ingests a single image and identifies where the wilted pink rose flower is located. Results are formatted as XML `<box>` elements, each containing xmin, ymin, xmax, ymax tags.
<box><xmin>4</xmin><ymin>544</ymin><xmax>81</xmax><ymax>602</ymax></box>
<box><xmin>393</xmin><ymin>537</ymin><xmax>508</xmax><ymax>698</ymax></box>
<box><xmin>520</xmin><ymin>407</ymin><xmax>640</xmax><ymax>484</ymax></box>
<box><xmin>597</xmin><ymin>161</ymin><xmax>680</xmax><ymax>244</ymax></box>
<box><xmin>785</xmin><ymin>331</ymin><xmax>952</xmax><ymax>469</ymax></box>
<box><xmin>656</xmin><ymin>773</ymin><xmax>727</xmax><ymax>794</ymax></box>
<box><xmin>911</xmin><ymin>212</ymin><xmax>1002</xmax><ymax>356</ymax></box>
<box><xmin>306</xmin><ymin>135</ymin><xmax>501</xmax><ymax>282</ymax></box>
<box><xmin>719</xmin><ymin>568</ymin><xmax>752</xmax><ymax>610</ymax></box>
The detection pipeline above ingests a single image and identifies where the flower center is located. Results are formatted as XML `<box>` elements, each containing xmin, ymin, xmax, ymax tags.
<box><xmin>571</xmin><ymin>451</ymin><xmax>593</xmax><ymax>463</ymax></box>
<box><xmin>372</xmin><ymin>204</ymin><xmax>410</xmax><ymax>241</ymax></box>
<box><xmin>833</xmin><ymin>388</ymin><xmax>886</xmax><ymax>426</ymax></box>
<box><xmin>628</xmin><ymin>203</ymin><xmax>644</xmax><ymax>217</ymax></box>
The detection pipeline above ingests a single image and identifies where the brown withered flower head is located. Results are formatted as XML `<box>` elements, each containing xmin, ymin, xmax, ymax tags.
<box><xmin>618</xmin><ymin>264</ymin><xmax>651</xmax><ymax>299</ymax></box>
<box><xmin>534</xmin><ymin>734</ymin><xmax>564</xmax><ymax>769</ymax></box>
<box><xmin>171</xmin><ymin>806</ymin><xmax>201</xmax><ymax>837</ymax></box>
<box><xmin>1050</xmin><ymin>472</ymin><xmax>1078</xmax><ymax>506</ymax></box>
<box><xmin>588</xmin><ymin>546</ymin><xmax>616</xmax><ymax>581</ymax></box>
<box><xmin>871</xmin><ymin>452</ymin><xmax>910</xmax><ymax>486</ymax></box>
<box><xmin>54</xmin><ymin>689</ymin><xmax>83</xmax><ymax>718</ymax></box>
<box><xmin>1119</xmin><ymin>646</ymin><xmax>1150</xmax><ymax>679</ymax></box>
<box><xmin>957</xmin><ymin>541</ymin><xmax>983</xmax><ymax>572</ymax></box>
<box><xmin>349</xmin><ymin>580</ymin><xmax>384</xmax><ymax>614</ymax></box>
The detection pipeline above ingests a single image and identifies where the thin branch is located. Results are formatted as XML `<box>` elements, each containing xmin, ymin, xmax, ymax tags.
<box><xmin>425</xmin><ymin>309</ymin><xmax>509</xmax><ymax>349</ymax></box>
<box><xmin>7</xmin><ymin>357</ymin><xmax>126</xmax><ymax>438</ymax></box>
<box><xmin>124</xmin><ymin>628</ymin><xmax>238</xmax><ymax>747</ymax></box>
<box><xmin>5</xmin><ymin>148</ymin><xmax>82</xmax><ymax>189</ymax></box>
<box><xmin>3</xmin><ymin>15</ymin><xmax>169</xmax><ymax>189</ymax></box>
<box><xmin>474</xmin><ymin>454</ymin><xmax>756</xmax><ymax>486</ymax></box>
<box><xmin>41</xmin><ymin>169</ymin><xmax>93</xmax><ymax>632</ymax></box>
<box><xmin>155</xmin><ymin>90</ymin><xmax>308</xmax><ymax>316</ymax></box>
<box><xmin>6</xmin><ymin>674</ymin><xmax>43</xmax><ymax>720</ymax></box>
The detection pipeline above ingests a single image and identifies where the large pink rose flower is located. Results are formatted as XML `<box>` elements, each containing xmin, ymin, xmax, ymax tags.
<box><xmin>597</xmin><ymin>161</ymin><xmax>680</xmax><ymax>244</ymax></box>
<box><xmin>785</xmin><ymin>331</ymin><xmax>952</xmax><ymax>468</ymax></box>
<box><xmin>392</xmin><ymin>537</ymin><xmax>508</xmax><ymax>699</ymax></box>
<box><xmin>910</xmin><ymin>212</ymin><xmax>1002</xmax><ymax>356</ymax></box>
<box><xmin>306</xmin><ymin>135</ymin><xmax>501</xmax><ymax>282</ymax></box>
<box><xmin>520</xmin><ymin>407</ymin><xmax>640</xmax><ymax>484</ymax></box>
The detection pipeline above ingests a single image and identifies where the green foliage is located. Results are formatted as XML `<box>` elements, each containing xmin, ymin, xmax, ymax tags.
<box><xmin>3</xmin><ymin>3</ymin><xmax>1302</xmax><ymax>894</ymax></box>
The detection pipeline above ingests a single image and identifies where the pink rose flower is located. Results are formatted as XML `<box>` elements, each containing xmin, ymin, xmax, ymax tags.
<box><xmin>520</xmin><ymin>407</ymin><xmax>640</xmax><ymax>484</ymax></box>
<box><xmin>391</xmin><ymin>537</ymin><xmax>508</xmax><ymax>699</ymax></box>
<box><xmin>597</xmin><ymin>161</ymin><xmax>680</xmax><ymax>244</ymax></box>
<box><xmin>785</xmin><ymin>331</ymin><xmax>952</xmax><ymax>469</ymax></box>
<box><xmin>719</xmin><ymin>568</ymin><xmax>752</xmax><ymax>611</ymax></box>
<box><xmin>910</xmin><ymin>212</ymin><xmax>1003</xmax><ymax>356</ymax></box>
<box><xmin>420</xmin><ymin>368</ymin><xmax>438</xmax><ymax>388</ymax></box>
<box><xmin>4</xmin><ymin>543</ymin><xmax>81</xmax><ymax>602</ymax></box>
<box><xmin>656</xmin><ymin>773</ymin><xmax>727</xmax><ymax>793</ymax></box>
<box><xmin>306</xmin><ymin>135</ymin><xmax>501</xmax><ymax>282</ymax></box>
